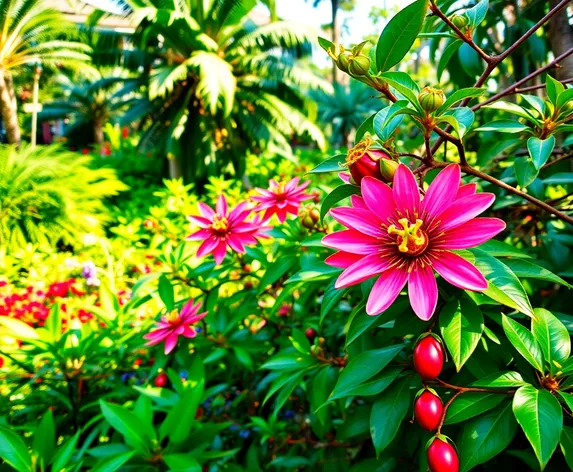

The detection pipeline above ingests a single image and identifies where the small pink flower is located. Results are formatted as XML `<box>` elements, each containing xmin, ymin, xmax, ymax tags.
<box><xmin>323</xmin><ymin>164</ymin><xmax>505</xmax><ymax>321</ymax></box>
<box><xmin>143</xmin><ymin>299</ymin><xmax>207</xmax><ymax>354</ymax></box>
<box><xmin>253</xmin><ymin>177</ymin><xmax>311</xmax><ymax>222</ymax></box>
<box><xmin>187</xmin><ymin>195</ymin><xmax>271</xmax><ymax>265</ymax></box>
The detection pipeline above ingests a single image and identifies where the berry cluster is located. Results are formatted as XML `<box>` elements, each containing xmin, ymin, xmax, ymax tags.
<box><xmin>412</xmin><ymin>335</ymin><xmax>459</xmax><ymax>472</ymax></box>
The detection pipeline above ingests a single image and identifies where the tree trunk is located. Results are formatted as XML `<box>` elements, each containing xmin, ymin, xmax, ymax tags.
<box><xmin>168</xmin><ymin>155</ymin><xmax>182</xmax><ymax>179</ymax></box>
<box><xmin>549</xmin><ymin>0</ymin><xmax>573</xmax><ymax>81</ymax></box>
<box><xmin>0</xmin><ymin>69</ymin><xmax>21</xmax><ymax>144</ymax></box>
<box><xmin>331</xmin><ymin>0</ymin><xmax>340</xmax><ymax>84</ymax></box>
<box><xmin>93</xmin><ymin>119</ymin><xmax>104</xmax><ymax>145</ymax></box>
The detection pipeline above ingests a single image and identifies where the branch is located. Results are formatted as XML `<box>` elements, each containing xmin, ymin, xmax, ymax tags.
<box><xmin>515</xmin><ymin>78</ymin><xmax>573</xmax><ymax>94</ymax></box>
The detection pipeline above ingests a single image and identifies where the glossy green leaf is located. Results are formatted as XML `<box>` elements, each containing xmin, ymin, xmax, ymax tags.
<box><xmin>503</xmin><ymin>258</ymin><xmax>571</xmax><ymax>288</ymax></box>
<box><xmin>341</xmin><ymin>368</ymin><xmax>401</xmax><ymax>397</ymax></box>
<box><xmin>330</xmin><ymin>344</ymin><xmax>404</xmax><ymax>401</ymax></box>
<box><xmin>528</xmin><ymin>136</ymin><xmax>556</xmax><ymax>169</ymax></box>
<box><xmin>0</xmin><ymin>426</ymin><xmax>33</xmax><ymax>472</ymax></box>
<box><xmin>320</xmin><ymin>184</ymin><xmax>361</xmax><ymax>221</ymax></box>
<box><xmin>476</xmin><ymin>120</ymin><xmax>529</xmax><ymax>133</ymax></box>
<box><xmin>543</xmin><ymin>172</ymin><xmax>573</xmax><ymax>185</ymax></box>
<box><xmin>0</xmin><ymin>316</ymin><xmax>40</xmax><ymax>340</ymax></box>
<box><xmin>370</xmin><ymin>379</ymin><xmax>410</xmax><ymax>456</ymax></box>
<box><xmin>465</xmin><ymin>0</ymin><xmax>489</xmax><ymax>28</ymax></box>
<box><xmin>321</xmin><ymin>280</ymin><xmax>348</xmax><ymax>323</ymax></box>
<box><xmin>33</xmin><ymin>410</ymin><xmax>55</xmax><ymax>466</ymax></box>
<box><xmin>50</xmin><ymin>432</ymin><xmax>79</xmax><ymax>472</ymax></box>
<box><xmin>444</xmin><ymin>392</ymin><xmax>505</xmax><ymax>425</ymax></box>
<box><xmin>355</xmin><ymin>113</ymin><xmax>376</xmax><ymax>143</ymax></box>
<box><xmin>437</xmin><ymin>39</ymin><xmax>462</xmax><ymax>82</ymax></box>
<box><xmin>257</xmin><ymin>256</ymin><xmax>296</xmax><ymax>295</ymax></box>
<box><xmin>436</xmin><ymin>88</ymin><xmax>484</xmax><ymax>115</ymax></box>
<box><xmin>346</xmin><ymin>299</ymin><xmax>406</xmax><ymax>346</ymax></box>
<box><xmin>471</xmin><ymin>371</ymin><xmax>529</xmax><ymax>388</ymax></box>
<box><xmin>556</xmin><ymin>88</ymin><xmax>573</xmax><ymax>110</ymax></box>
<box><xmin>157</xmin><ymin>275</ymin><xmax>175</xmax><ymax>311</ymax></box>
<box><xmin>483</xmin><ymin>101</ymin><xmax>540</xmax><ymax>124</ymax></box>
<box><xmin>478</xmin><ymin>240</ymin><xmax>531</xmax><ymax>259</ymax></box>
<box><xmin>285</xmin><ymin>262</ymin><xmax>341</xmax><ymax>284</ymax></box>
<box><xmin>308</xmin><ymin>154</ymin><xmax>346</xmax><ymax>174</ymax></box>
<box><xmin>379</xmin><ymin>71</ymin><xmax>421</xmax><ymax>108</ymax></box>
<box><xmin>317</xmin><ymin>36</ymin><xmax>334</xmax><ymax>51</ymax></box>
<box><xmin>502</xmin><ymin>315</ymin><xmax>545</xmax><ymax>372</ymax></box>
<box><xmin>532</xmin><ymin>308</ymin><xmax>571</xmax><ymax>371</ymax></box>
<box><xmin>458</xmin><ymin>401</ymin><xmax>517</xmax><ymax>472</ymax></box>
<box><xmin>546</xmin><ymin>75</ymin><xmax>565</xmax><ymax>105</ymax></box>
<box><xmin>374</xmin><ymin>100</ymin><xmax>408</xmax><ymax>141</ymax></box>
<box><xmin>561</xmin><ymin>425</ymin><xmax>573</xmax><ymax>472</ymax></box>
<box><xmin>262</xmin><ymin>351</ymin><xmax>319</xmax><ymax>371</ymax></box>
<box><xmin>439</xmin><ymin>297</ymin><xmax>484</xmax><ymax>371</ymax></box>
<box><xmin>514</xmin><ymin>157</ymin><xmax>539</xmax><ymax>188</ymax></box>
<box><xmin>375</xmin><ymin>0</ymin><xmax>429</xmax><ymax>72</ymax></box>
<box><xmin>100</xmin><ymin>401</ymin><xmax>152</xmax><ymax>455</ymax></box>
<box><xmin>91</xmin><ymin>451</ymin><xmax>135</xmax><ymax>472</ymax></box>
<box><xmin>513</xmin><ymin>385</ymin><xmax>563</xmax><ymax>470</ymax></box>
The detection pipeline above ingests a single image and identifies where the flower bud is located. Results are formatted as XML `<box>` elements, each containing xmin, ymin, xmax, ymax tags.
<box><xmin>450</xmin><ymin>14</ymin><xmax>468</xmax><ymax>29</ymax></box>
<box><xmin>346</xmin><ymin>138</ymin><xmax>393</xmax><ymax>184</ymax></box>
<box><xmin>337</xmin><ymin>53</ymin><xmax>351</xmax><ymax>72</ymax></box>
<box><xmin>299</xmin><ymin>205</ymin><xmax>320</xmax><ymax>229</ymax></box>
<box><xmin>379</xmin><ymin>158</ymin><xmax>400</xmax><ymax>182</ymax></box>
<box><xmin>348</xmin><ymin>55</ymin><xmax>371</xmax><ymax>77</ymax></box>
<box><xmin>418</xmin><ymin>87</ymin><xmax>445</xmax><ymax>114</ymax></box>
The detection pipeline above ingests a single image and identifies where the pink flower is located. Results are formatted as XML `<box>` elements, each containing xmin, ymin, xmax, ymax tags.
<box><xmin>323</xmin><ymin>164</ymin><xmax>505</xmax><ymax>321</ymax></box>
<box><xmin>252</xmin><ymin>177</ymin><xmax>311</xmax><ymax>222</ymax></box>
<box><xmin>143</xmin><ymin>299</ymin><xmax>207</xmax><ymax>354</ymax></box>
<box><xmin>187</xmin><ymin>195</ymin><xmax>271</xmax><ymax>265</ymax></box>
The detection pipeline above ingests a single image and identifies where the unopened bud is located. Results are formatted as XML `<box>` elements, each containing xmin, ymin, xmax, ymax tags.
<box><xmin>337</xmin><ymin>53</ymin><xmax>351</xmax><ymax>72</ymax></box>
<box><xmin>379</xmin><ymin>158</ymin><xmax>400</xmax><ymax>182</ymax></box>
<box><xmin>348</xmin><ymin>55</ymin><xmax>371</xmax><ymax>77</ymax></box>
<box><xmin>418</xmin><ymin>87</ymin><xmax>445</xmax><ymax>113</ymax></box>
<box><xmin>346</xmin><ymin>138</ymin><xmax>393</xmax><ymax>184</ymax></box>
<box><xmin>450</xmin><ymin>14</ymin><xmax>468</xmax><ymax>29</ymax></box>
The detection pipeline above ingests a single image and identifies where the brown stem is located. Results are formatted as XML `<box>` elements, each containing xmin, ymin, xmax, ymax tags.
<box><xmin>431</xmin><ymin>378</ymin><xmax>516</xmax><ymax>395</ymax></box>
<box><xmin>436</xmin><ymin>391</ymin><xmax>462</xmax><ymax>435</ymax></box>
<box><xmin>514</xmin><ymin>78</ymin><xmax>573</xmax><ymax>94</ymax></box>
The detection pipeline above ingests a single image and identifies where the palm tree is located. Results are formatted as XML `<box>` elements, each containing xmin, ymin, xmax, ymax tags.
<box><xmin>119</xmin><ymin>0</ymin><xmax>330</xmax><ymax>183</ymax></box>
<box><xmin>312</xmin><ymin>81</ymin><xmax>379</xmax><ymax>147</ymax></box>
<box><xmin>0</xmin><ymin>0</ymin><xmax>91</xmax><ymax>144</ymax></box>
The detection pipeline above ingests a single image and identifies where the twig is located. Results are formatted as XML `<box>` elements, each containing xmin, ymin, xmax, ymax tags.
<box><xmin>436</xmin><ymin>391</ymin><xmax>462</xmax><ymax>435</ymax></box>
<box><xmin>514</xmin><ymin>78</ymin><xmax>573</xmax><ymax>94</ymax></box>
<box><xmin>431</xmin><ymin>378</ymin><xmax>516</xmax><ymax>395</ymax></box>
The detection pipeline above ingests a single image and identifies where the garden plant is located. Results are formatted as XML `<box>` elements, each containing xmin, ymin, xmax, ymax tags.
<box><xmin>1</xmin><ymin>0</ymin><xmax>573</xmax><ymax>471</ymax></box>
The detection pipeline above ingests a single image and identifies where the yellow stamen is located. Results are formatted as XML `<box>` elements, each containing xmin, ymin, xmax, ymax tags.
<box><xmin>165</xmin><ymin>310</ymin><xmax>180</xmax><ymax>324</ymax></box>
<box><xmin>345</xmin><ymin>136</ymin><xmax>374</xmax><ymax>166</ymax></box>
<box><xmin>388</xmin><ymin>218</ymin><xmax>427</xmax><ymax>254</ymax></box>
<box><xmin>211</xmin><ymin>214</ymin><xmax>229</xmax><ymax>232</ymax></box>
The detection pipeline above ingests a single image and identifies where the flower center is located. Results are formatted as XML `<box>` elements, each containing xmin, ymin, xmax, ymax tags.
<box><xmin>345</xmin><ymin>137</ymin><xmax>373</xmax><ymax>166</ymax></box>
<box><xmin>165</xmin><ymin>309</ymin><xmax>180</xmax><ymax>325</ymax></box>
<box><xmin>388</xmin><ymin>218</ymin><xmax>428</xmax><ymax>256</ymax></box>
<box><xmin>211</xmin><ymin>214</ymin><xmax>229</xmax><ymax>232</ymax></box>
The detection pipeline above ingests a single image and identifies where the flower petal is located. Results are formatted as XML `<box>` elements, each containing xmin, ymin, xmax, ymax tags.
<box><xmin>187</xmin><ymin>215</ymin><xmax>211</xmax><ymax>228</ymax></box>
<box><xmin>431</xmin><ymin>251</ymin><xmax>488</xmax><ymax>291</ymax></box>
<box><xmin>322</xmin><ymin>230</ymin><xmax>380</xmax><ymax>255</ymax></box>
<box><xmin>366</xmin><ymin>267</ymin><xmax>408</xmax><ymax>316</ymax></box>
<box><xmin>227</xmin><ymin>233</ymin><xmax>246</xmax><ymax>253</ymax></box>
<box><xmin>164</xmin><ymin>333</ymin><xmax>180</xmax><ymax>354</ymax></box>
<box><xmin>361</xmin><ymin>176</ymin><xmax>396</xmax><ymax>222</ymax></box>
<box><xmin>350</xmin><ymin>195</ymin><xmax>368</xmax><ymax>210</ymax></box>
<box><xmin>456</xmin><ymin>183</ymin><xmax>476</xmax><ymax>199</ymax></box>
<box><xmin>213</xmin><ymin>242</ymin><xmax>227</xmax><ymax>265</ymax></box>
<box><xmin>435</xmin><ymin>193</ymin><xmax>496</xmax><ymax>232</ymax></box>
<box><xmin>216</xmin><ymin>194</ymin><xmax>228</xmax><ymax>216</ymax></box>
<box><xmin>197</xmin><ymin>236</ymin><xmax>220</xmax><ymax>257</ymax></box>
<box><xmin>433</xmin><ymin>218</ymin><xmax>506</xmax><ymax>250</ymax></box>
<box><xmin>392</xmin><ymin>164</ymin><xmax>420</xmax><ymax>219</ymax></box>
<box><xmin>339</xmin><ymin>172</ymin><xmax>352</xmax><ymax>184</ymax></box>
<box><xmin>335</xmin><ymin>253</ymin><xmax>391</xmax><ymax>289</ymax></box>
<box><xmin>329</xmin><ymin>207</ymin><xmax>384</xmax><ymax>237</ymax></box>
<box><xmin>408</xmin><ymin>264</ymin><xmax>438</xmax><ymax>321</ymax></box>
<box><xmin>325</xmin><ymin>251</ymin><xmax>364</xmax><ymax>269</ymax></box>
<box><xmin>198</xmin><ymin>202</ymin><xmax>215</xmax><ymax>218</ymax></box>
<box><xmin>186</xmin><ymin>228</ymin><xmax>212</xmax><ymax>241</ymax></box>
<box><xmin>422</xmin><ymin>164</ymin><xmax>460</xmax><ymax>221</ymax></box>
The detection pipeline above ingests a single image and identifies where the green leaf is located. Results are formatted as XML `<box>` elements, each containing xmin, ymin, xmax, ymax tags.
<box><xmin>439</xmin><ymin>297</ymin><xmax>484</xmax><ymax>371</ymax></box>
<box><xmin>483</xmin><ymin>101</ymin><xmax>541</xmax><ymax>124</ymax></box>
<box><xmin>330</xmin><ymin>344</ymin><xmax>404</xmax><ymax>401</ymax></box>
<box><xmin>308</xmin><ymin>154</ymin><xmax>346</xmax><ymax>174</ymax></box>
<box><xmin>475</xmin><ymin>120</ymin><xmax>529</xmax><ymax>133</ymax></box>
<box><xmin>374</xmin><ymin>100</ymin><xmax>408</xmax><ymax>142</ymax></box>
<box><xmin>437</xmin><ymin>39</ymin><xmax>462</xmax><ymax>82</ymax></box>
<box><xmin>515</xmin><ymin>157</ymin><xmax>539</xmax><ymax>188</ymax></box>
<box><xmin>91</xmin><ymin>451</ymin><xmax>135</xmax><ymax>472</ymax></box>
<box><xmin>465</xmin><ymin>0</ymin><xmax>489</xmax><ymax>28</ymax></box>
<box><xmin>320</xmin><ymin>280</ymin><xmax>348</xmax><ymax>323</ymax></box>
<box><xmin>543</xmin><ymin>172</ymin><xmax>573</xmax><ymax>185</ymax></box>
<box><xmin>370</xmin><ymin>379</ymin><xmax>410</xmax><ymax>456</ymax></box>
<box><xmin>501</xmin><ymin>315</ymin><xmax>545</xmax><ymax>372</ymax></box>
<box><xmin>532</xmin><ymin>308</ymin><xmax>571</xmax><ymax>371</ymax></box>
<box><xmin>33</xmin><ymin>410</ymin><xmax>55</xmax><ymax>466</ymax></box>
<box><xmin>320</xmin><ymin>184</ymin><xmax>361</xmax><ymax>221</ymax></box>
<box><xmin>340</xmin><ymin>368</ymin><xmax>402</xmax><ymax>398</ymax></box>
<box><xmin>478</xmin><ymin>240</ymin><xmax>531</xmax><ymax>259</ymax></box>
<box><xmin>379</xmin><ymin>71</ymin><xmax>422</xmax><ymax>108</ymax></box>
<box><xmin>50</xmin><ymin>432</ymin><xmax>79</xmax><ymax>472</ymax></box>
<box><xmin>257</xmin><ymin>256</ymin><xmax>296</xmax><ymax>295</ymax></box>
<box><xmin>444</xmin><ymin>392</ymin><xmax>505</xmax><ymax>425</ymax></box>
<box><xmin>100</xmin><ymin>401</ymin><xmax>152</xmax><ymax>455</ymax></box>
<box><xmin>285</xmin><ymin>262</ymin><xmax>341</xmax><ymax>284</ymax></box>
<box><xmin>375</xmin><ymin>0</ymin><xmax>429</xmax><ymax>72</ymax></box>
<box><xmin>355</xmin><ymin>113</ymin><xmax>376</xmax><ymax>143</ymax></box>
<box><xmin>513</xmin><ymin>385</ymin><xmax>563</xmax><ymax>470</ymax></box>
<box><xmin>346</xmin><ymin>299</ymin><xmax>406</xmax><ymax>346</ymax></box>
<box><xmin>546</xmin><ymin>75</ymin><xmax>565</xmax><ymax>105</ymax></box>
<box><xmin>503</xmin><ymin>258</ymin><xmax>571</xmax><ymax>287</ymax></box>
<box><xmin>458</xmin><ymin>401</ymin><xmax>517</xmax><ymax>472</ymax></box>
<box><xmin>556</xmin><ymin>88</ymin><xmax>573</xmax><ymax>110</ymax></box>
<box><xmin>262</xmin><ymin>351</ymin><xmax>319</xmax><ymax>371</ymax></box>
<box><xmin>46</xmin><ymin>303</ymin><xmax>62</xmax><ymax>342</ymax></box>
<box><xmin>0</xmin><ymin>316</ymin><xmax>40</xmax><ymax>340</ymax></box>
<box><xmin>464</xmin><ymin>249</ymin><xmax>534</xmax><ymax>317</ymax></box>
<box><xmin>310</xmin><ymin>367</ymin><xmax>338</xmax><ymax>426</ymax></box>
<box><xmin>471</xmin><ymin>371</ymin><xmax>529</xmax><ymax>388</ymax></box>
<box><xmin>528</xmin><ymin>136</ymin><xmax>556</xmax><ymax>169</ymax></box>
<box><xmin>436</xmin><ymin>88</ymin><xmax>484</xmax><ymax>115</ymax></box>
<box><xmin>0</xmin><ymin>426</ymin><xmax>32</xmax><ymax>472</ymax></box>
<box><xmin>163</xmin><ymin>454</ymin><xmax>201</xmax><ymax>471</ymax></box>
<box><xmin>561</xmin><ymin>426</ymin><xmax>573</xmax><ymax>471</ymax></box>
<box><xmin>318</xmin><ymin>36</ymin><xmax>334</xmax><ymax>51</ymax></box>
<box><xmin>158</xmin><ymin>275</ymin><xmax>175</xmax><ymax>311</ymax></box>
<box><xmin>558</xmin><ymin>391</ymin><xmax>573</xmax><ymax>413</ymax></box>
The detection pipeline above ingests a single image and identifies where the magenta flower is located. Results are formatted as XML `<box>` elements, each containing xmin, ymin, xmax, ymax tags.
<box><xmin>323</xmin><ymin>164</ymin><xmax>505</xmax><ymax>321</ymax></box>
<box><xmin>143</xmin><ymin>299</ymin><xmax>207</xmax><ymax>354</ymax></box>
<box><xmin>252</xmin><ymin>177</ymin><xmax>311</xmax><ymax>222</ymax></box>
<box><xmin>187</xmin><ymin>195</ymin><xmax>271</xmax><ymax>265</ymax></box>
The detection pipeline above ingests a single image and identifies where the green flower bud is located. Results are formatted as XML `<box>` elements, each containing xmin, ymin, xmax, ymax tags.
<box><xmin>348</xmin><ymin>55</ymin><xmax>371</xmax><ymax>77</ymax></box>
<box><xmin>299</xmin><ymin>206</ymin><xmax>320</xmax><ymax>229</ymax></box>
<box><xmin>337</xmin><ymin>53</ymin><xmax>351</xmax><ymax>72</ymax></box>
<box><xmin>418</xmin><ymin>86</ymin><xmax>445</xmax><ymax>114</ymax></box>
<box><xmin>450</xmin><ymin>14</ymin><xmax>468</xmax><ymax>29</ymax></box>
<box><xmin>379</xmin><ymin>158</ymin><xmax>400</xmax><ymax>182</ymax></box>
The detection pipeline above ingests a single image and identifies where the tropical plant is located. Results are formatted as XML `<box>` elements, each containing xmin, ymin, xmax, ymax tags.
<box><xmin>312</xmin><ymin>81</ymin><xmax>379</xmax><ymax>146</ymax></box>
<box><xmin>0</xmin><ymin>0</ymin><xmax>91</xmax><ymax>144</ymax></box>
<box><xmin>118</xmin><ymin>0</ymin><xmax>329</xmax><ymax>184</ymax></box>
<box><xmin>0</xmin><ymin>144</ymin><xmax>127</xmax><ymax>249</ymax></box>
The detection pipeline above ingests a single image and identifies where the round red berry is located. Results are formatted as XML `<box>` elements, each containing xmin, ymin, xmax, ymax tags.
<box><xmin>154</xmin><ymin>373</ymin><xmax>168</xmax><ymax>388</ymax></box>
<box><xmin>414</xmin><ymin>390</ymin><xmax>443</xmax><ymax>431</ymax></box>
<box><xmin>427</xmin><ymin>438</ymin><xmax>459</xmax><ymax>472</ymax></box>
<box><xmin>413</xmin><ymin>335</ymin><xmax>444</xmax><ymax>380</ymax></box>
<box><xmin>305</xmin><ymin>328</ymin><xmax>318</xmax><ymax>342</ymax></box>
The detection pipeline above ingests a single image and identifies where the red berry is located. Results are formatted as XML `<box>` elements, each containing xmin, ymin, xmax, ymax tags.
<box><xmin>154</xmin><ymin>373</ymin><xmax>168</xmax><ymax>388</ymax></box>
<box><xmin>134</xmin><ymin>358</ymin><xmax>143</xmax><ymax>367</ymax></box>
<box><xmin>414</xmin><ymin>391</ymin><xmax>443</xmax><ymax>431</ymax></box>
<box><xmin>0</xmin><ymin>357</ymin><xmax>4</xmax><ymax>368</ymax></box>
<box><xmin>413</xmin><ymin>336</ymin><xmax>444</xmax><ymax>380</ymax></box>
<box><xmin>305</xmin><ymin>328</ymin><xmax>318</xmax><ymax>342</ymax></box>
<box><xmin>427</xmin><ymin>438</ymin><xmax>459</xmax><ymax>472</ymax></box>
